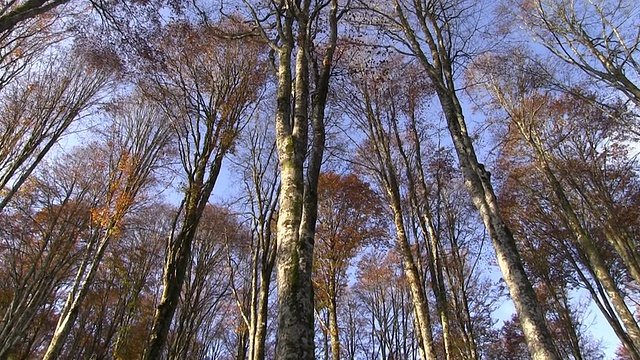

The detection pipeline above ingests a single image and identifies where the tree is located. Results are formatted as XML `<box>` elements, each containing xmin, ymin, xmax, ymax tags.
<box><xmin>0</xmin><ymin>0</ymin><xmax>72</xmax><ymax>35</ymax></box>
<box><xmin>338</xmin><ymin>48</ymin><xmax>498</xmax><ymax>359</ymax></box>
<box><xmin>230</xmin><ymin>113</ymin><xmax>280</xmax><ymax>360</ymax></box>
<box><xmin>0</xmin><ymin>50</ymin><xmax>110</xmax><ymax>212</ymax></box>
<box><xmin>434</xmin><ymin>170</ymin><xmax>500</xmax><ymax>360</ymax></box>
<box><xmin>0</xmin><ymin>160</ymin><xmax>93</xmax><ymax>358</ymax></box>
<box><xmin>167</xmin><ymin>205</ymin><xmax>247</xmax><ymax>360</ymax></box>
<box><xmin>338</xmin><ymin>53</ymin><xmax>440</xmax><ymax>359</ymax></box>
<box><xmin>349</xmin><ymin>0</ymin><xmax>561</xmax><ymax>357</ymax></box>
<box><xmin>487</xmin><ymin>301</ymin><xmax>605</xmax><ymax>360</ymax></box>
<box><xmin>109</xmin><ymin>204</ymin><xmax>170</xmax><ymax>360</ymax></box>
<box><xmin>511</xmin><ymin>0</ymin><xmax>640</xmax><ymax>108</ymax></box>
<box><xmin>469</xmin><ymin>48</ymin><xmax>640</xmax><ymax>358</ymax></box>
<box><xmin>56</xmin><ymin>204</ymin><xmax>168</xmax><ymax>359</ymax></box>
<box><xmin>243</xmin><ymin>0</ymin><xmax>342</xmax><ymax>355</ymax></box>
<box><xmin>353</xmin><ymin>249</ymin><xmax>421</xmax><ymax>360</ymax></box>
<box><xmin>141</xmin><ymin>21</ymin><xmax>267</xmax><ymax>359</ymax></box>
<box><xmin>313</xmin><ymin>171</ymin><xmax>387</xmax><ymax>360</ymax></box>
<box><xmin>42</xmin><ymin>92</ymin><xmax>172</xmax><ymax>360</ymax></box>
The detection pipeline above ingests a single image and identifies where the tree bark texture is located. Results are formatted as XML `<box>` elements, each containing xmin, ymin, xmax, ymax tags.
<box><xmin>269</xmin><ymin>0</ymin><xmax>338</xmax><ymax>357</ymax></box>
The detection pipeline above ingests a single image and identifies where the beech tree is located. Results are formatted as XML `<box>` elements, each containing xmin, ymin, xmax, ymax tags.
<box><xmin>243</xmin><ymin>0</ymin><xmax>342</xmax><ymax>355</ymax></box>
<box><xmin>470</xmin><ymin>48</ymin><xmax>640</xmax><ymax>358</ymax></box>
<box><xmin>42</xmin><ymin>92</ymin><xmax>172</xmax><ymax>360</ymax></box>
<box><xmin>337</xmin><ymin>49</ymin><xmax>496</xmax><ymax>359</ymax></box>
<box><xmin>488</xmin><ymin>305</ymin><xmax>605</xmax><ymax>360</ymax></box>
<box><xmin>0</xmin><ymin>158</ymin><xmax>93</xmax><ymax>358</ymax></box>
<box><xmin>2</xmin><ymin>0</ymin><xmax>638</xmax><ymax>357</ymax></box>
<box><xmin>0</xmin><ymin>0</ymin><xmax>73</xmax><ymax>35</ymax></box>
<box><xmin>348</xmin><ymin>0</ymin><xmax>560</xmax><ymax>357</ymax></box>
<box><xmin>0</xmin><ymin>50</ymin><xmax>110</xmax><ymax>212</ymax></box>
<box><xmin>510</xmin><ymin>0</ymin><xmax>640</xmax><ymax>107</ymax></box>
<box><xmin>167</xmin><ymin>205</ymin><xmax>248</xmax><ymax>359</ymax></box>
<box><xmin>337</xmin><ymin>53</ymin><xmax>440</xmax><ymax>359</ymax></box>
<box><xmin>353</xmin><ymin>249</ymin><xmax>420</xmax><ymax>360</ymax></box>
<box><xmin>230</xmin><ymin>114</ymin><xmax>279</xmax><ymax>360</ymax></box>
<box><xmin>56</xmin><ymin>204</ymin><xmax>168</xmax><ymax>359</ymax></box>
<box><xmin>109</xmin><ymin>205</ymin><xmax>171</xmax><ymax>359</ymax></box>
<box><xmin>313</xmin><ymin>171</ymin><xmax>387</xmax><ymax>360</ymax></box>
<box><xmin>141</xmin><ymin>22</ymin><xmax>267</xmax><ymax>359</ymax></box>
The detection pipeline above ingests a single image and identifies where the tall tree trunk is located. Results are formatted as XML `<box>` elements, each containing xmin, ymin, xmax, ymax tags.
<box><xmin>249</xmin><ymin>241</ymin><xmax>276</xmax><ymax>360</ymax></box>
<box><xmin>328</xmin><ymin>280</ymin><xmax>341</xmax><ymax>360</ymax></box>
<box><xmin>436</xmin><ymin>89</ymin><xmax>560</xmax><ymax>360</ymax></box>
<box><xmin>357</xmin><ymin>89</ymin><xmax>439</xmax><ymax>359</ymax></box>
<box><xmin>488</xmin><ymin>74</ymin><xmax>640</xmax><ymax>356</ymax></box>
<box><xmin>238</xmin><ymin>117</ymin><xmax>279</xmax><ymax>360</ymax></box>
<box><xmin>383</xmin><ymin>1</ymin><xmax>561</xmax><ymax>357</ymax></box>
<box><xmin>249</xmin><ymin>227</ymin><xmax>276</xmax><ymax>360</ymax></box>
<box><xmin>401</xmin><ymin>112</ymin><xmax>455</xmax><ymax>360</ymax></box>
<box><xmin>253</xmin><ymin>285</ymin><xmax>271</xmax><ymax>360</ymax></box>
<box><xmin>144</xmin><ymin>157</ymin><xmax>222</xmax><ymax>359</ymax></box>
<box><xmin>569</xmin><ymin>253</ymin><xmax>640</xmax><ymax>360</ymax></box>
<box><xmin>273</xmin><ymin>29</ymin><xmax>315</xmax><ymax>359</ymax></box>
<box><xmin>269</xmin><ymin>0</ymin><xmax>338</xmax><ymax>357</ymax></box>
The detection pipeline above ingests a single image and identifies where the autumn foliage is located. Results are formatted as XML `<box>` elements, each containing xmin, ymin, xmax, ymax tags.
<box><xmin>0</xmin><ymin>0</ymin><xmax>639</xmax><ymax>359</ymax></box>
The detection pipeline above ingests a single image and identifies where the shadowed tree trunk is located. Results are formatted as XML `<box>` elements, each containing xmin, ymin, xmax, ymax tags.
<box><xmin>141</xmin><ymin>23</ymin><xmax>267</xmax><ymax>359</ymax></box>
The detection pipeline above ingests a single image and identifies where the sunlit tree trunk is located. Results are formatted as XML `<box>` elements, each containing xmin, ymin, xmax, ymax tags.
<box><xmin>474</xmin><ymin>54</ymin><xmax>640</xmax><ymax>356</ymax></box>
<box><xmin>255</xmin><ymin>0</ymin><xmax>338</xmax><ymax>357</ymax></box>
<box><xmin>272</xmin><ymin>24</ymin><xmax>315</xmax><ymax>358</ymax></box>
<box><xmin>436</xmin><ymin>88</ymin><xmax>558</xmax><ymax>360</ymax></box>
<box><xmin>376</xmin><ymin>1</ymin><xmax>561</xmax><ymax>354</ymax></box>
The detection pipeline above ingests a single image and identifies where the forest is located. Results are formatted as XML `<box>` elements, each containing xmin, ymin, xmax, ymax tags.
<box><xmin>0</xmin><ymin>0</ymin><xmax>638</xmax><ymax>359</ymax></box>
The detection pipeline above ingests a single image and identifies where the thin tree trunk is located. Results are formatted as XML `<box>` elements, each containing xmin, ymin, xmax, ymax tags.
<box><xmin>502</xmin><ymin>96</ymin><xmax>640</xmax><ymax>352</ymax></box>
<box><xmin>144</xmin><ymin>212</ymin><xmax>198</xmax><ymax>360</ymax></box>
<box><xmin>328</xmin><ymin>283</ymin><xmax>341</xmax><ymax>360</ymax></box>
<box><xmin>569</xmin><ymin>253</ymin><xmax>640</xmax><ymax>360</ymax></box>
<box><xmin>353</xmin><ymin>80</ymin><xmax>439</xmax><ymax>359</ymax></box>
<box><xmin>251</xmin><ymin>274</ymin><xmax>272</xmax><ymax>360</ymax></box>
<box><xmin>0</xmin><ymin>198</ymin><xmax>80</xmax><ymax>358</ymax></box>
<box><xmin>248</xmin><ymin>216</ymin><xmax>276</xmax><ymax>360</ymax></box>
<box><xmin>43</xmin><ymin>227</ymin><xmax>116</xmax><ymax>360</ymax></box>
<box><xmin>537</xmin><ymin>153</ymin><xmax>640</xmax><ymax>348</ymax></box>
<box><xmin>563</xmin><ymin>172</ymin><xmax>640</xmax><ymax>285</ymax></box>
<box><xmin>144</xmin><ymin>158</ymin><xmax>222</xmax><ymax>359</ymax></box>
<box><xmin>400</xmin><ymin>105</ymin><xmax>454</xmax><ymax>360</ymax></box>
